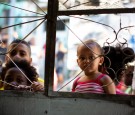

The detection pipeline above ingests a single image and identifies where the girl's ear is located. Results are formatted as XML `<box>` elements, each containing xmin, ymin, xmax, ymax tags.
<box><xmin>99</xmin><ymin>57</ymin><xmax>104</xmax><ymax>65</ymax></box>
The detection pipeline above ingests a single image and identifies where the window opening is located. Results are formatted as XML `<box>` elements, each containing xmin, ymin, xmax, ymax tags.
<box><xmin>0</xmin><ymin>0</ymin><xmax>47</xmax><ymax>92</ymax></box>
<box><xmin>56</xmin><ymin>14</ymin><xmax>135</xmax><ymax>95</ymax></box>
<box><xmin>0</xmin><ymin>0</ymin><xmax>134</xmax><ymax>100</ymax></box>
<box><xmin>53</xmin><ymin>0</ymin><xmax>135</xmax><ymax>96</ymax></box>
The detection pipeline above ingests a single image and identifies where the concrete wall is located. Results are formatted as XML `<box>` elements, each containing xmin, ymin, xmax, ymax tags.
<box><xmin>0</xmin><ymin>91</ymin><xmax>135</xmax><ymax>115</ymax></box>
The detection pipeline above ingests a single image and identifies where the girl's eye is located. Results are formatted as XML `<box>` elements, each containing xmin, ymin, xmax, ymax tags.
<box><xmin>79</xmin><ymin>57</ymin><xmax>85</xmax><ymax>60</ymax></box>
<box><xmin>89</xmin><ymin>56</ymin><xmax>95</xmax><ymax>60</ymax></box>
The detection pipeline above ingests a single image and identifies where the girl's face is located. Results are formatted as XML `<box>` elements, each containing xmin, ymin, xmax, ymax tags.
<box><xmin>6</xmin><ymin>43</ymin><xmax>32</xmax><ymax>64</ymax></box>
<box><xmin>77</xmin><ymin>44</ymin><xmax>104</xmax><ymax>75</ymax></box>
<box><xmin>4</xmin><ymin>67</ymin><xmax>28</xmax><ymax>90</ymax></box>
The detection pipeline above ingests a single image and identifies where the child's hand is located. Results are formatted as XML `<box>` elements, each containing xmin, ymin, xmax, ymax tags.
<box><xmin>31</xmin><ymin>81</ymin><xmax>44</xmax><ymax>92</ymax></box>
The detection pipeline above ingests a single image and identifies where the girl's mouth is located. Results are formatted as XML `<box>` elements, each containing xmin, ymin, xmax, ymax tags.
<box><xmin>83</xmin><ymin>65</ymin><xmax>91</xmax><ymax>70</ymax></box>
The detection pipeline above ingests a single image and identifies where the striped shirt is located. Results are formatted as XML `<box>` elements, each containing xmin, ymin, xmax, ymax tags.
<box><xmin>72</xmin><ymin>74</ymin><xmax>105</xmax><ymax>94</ymax></box>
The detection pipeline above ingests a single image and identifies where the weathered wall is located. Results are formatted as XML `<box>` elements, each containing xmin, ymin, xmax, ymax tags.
<box><xmin>0</xmin><ymin>91</ymin><xmax>135</xmax><ymax>115</ymax></box>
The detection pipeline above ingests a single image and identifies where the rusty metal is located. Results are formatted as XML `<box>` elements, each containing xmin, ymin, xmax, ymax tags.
<box><xmin>45</xmin><ymin>0</ymin><xmax>58</xmax><ymax>95</ymax></box>
<box><xmin>58</xmin><ymin>8</ymin><xmax>135</xmax><ymax>16</ymax></box>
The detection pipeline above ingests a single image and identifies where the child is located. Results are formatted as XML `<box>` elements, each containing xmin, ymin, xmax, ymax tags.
<box><xmin>102</xmin><ymin>45</ymin><xmax>134</xmax><ymax>94</ymax></box>
<box><xmin>5</xmin><ymin>39</ymin><xmax>32</xmax><ymax>64</ymax></box>
<box><xmin>1</xmin><ymin>60</ymin><xmax>43</xmax><ymax>91</ymax></box>
<box><xmin>0</xmin><ymin>39</ymin><xmax>44</xmax><ymax>91</ymax></box>
<box><xmin>72</xmin><ymin>40</ymin><xmax>116</xmax><ymax>94</ymax></box>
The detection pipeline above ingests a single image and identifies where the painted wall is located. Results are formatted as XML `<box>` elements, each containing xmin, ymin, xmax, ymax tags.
<box><xmin>0</xmin><ymin>91</ymin><xmax>135</xmax><ymax>115</ymax></box>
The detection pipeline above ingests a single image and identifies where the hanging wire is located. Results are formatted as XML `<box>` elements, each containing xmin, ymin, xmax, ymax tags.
<box><xmin>63</xmin><ymin>0</ymin><xmax>69</xmax><ymax>5</ymax></box>
<box><xmin>0</xmin><ymin>1</ymin><xmax>46</xmax><ymax>91</ymax></box>
<box><xmin>0</xmin><ymin>16</ymin><xmax>44</xmax><ymax>18</ymax></box>
<box><xmin>57</xmin><ymin>70</ymin><xmax>84</xmax><ymax>91</ymax></box>
<box><xmin>1</xmin><ymin>18</ymin><xmax>45</xmax><ymax>30</ymax></box>
<box><xmin>57</xmin><ymin>16</ymin><xmax>103</xmax><ymax>56</ymax></box>
<box><xmin>31</xmin><ymin>0</ymin><xmax>47</xmax><ymax>15</ymax></box>
<box><xmin>0</xmin><ymin>39</ymin><xmax>33</xmax><ymax>86</ymax></box>
<box><xmin>57</xmin><ymin>14</ymin><xmax>135</xmax><ymax>91</ymax></box>
<box><xmin>69</xmin><ymin>15</ymin><xmax>116</xmax><ymax>32</ymax></box>
<box><xmin>0</xmin><ymin>2</ymin><xmax>44</xmax><ymax>15</ymax></box>
<box><xmin>0</xmin><ymin>80</ymin><xmax>18</xmax><ymax>88</ymax></box>
<box><xmin>0</xmin><ymin>18</ymin><xmax>46</xmax><ymax>56</ymax></box>
<box><xmin>0</xmin><ymin>79</ymin><xmax>32</xmax><ymax>91</ymax></box>
<box><xmin>57</xmin><ymin>56</ymin><xmax>115</xmax><ymax>91</ymax></box>
<box><xmin>0</xmin><ymin>0</ymin><xmax>134</xmax><ymax>93</ymax></box>
<box><xmin>68</xmin><ymin>15</ymin><xmax>135</xmax><ymax>44</ymax></box>
<box><xmin>7</xmin><ymin>55</ymin><xmax>33</xmax><ymax>84</ymax></box>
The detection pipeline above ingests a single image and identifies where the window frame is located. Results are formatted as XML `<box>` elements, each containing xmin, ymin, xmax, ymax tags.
<box><xmin>45</xmin><ymin>0</ymin><xmax>135</xmax><ymax>103</ymax></box>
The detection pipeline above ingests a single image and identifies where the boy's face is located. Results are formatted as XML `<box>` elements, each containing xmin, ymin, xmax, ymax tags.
<box><xmin>4</xmin><ymin>67</ymin><xmax>28</xmax><ymax>90</ymax></box>
<box><xmin>6</xmin><ymin>43</ymin><xmax>32</xmax><ymax>64</ymax></box>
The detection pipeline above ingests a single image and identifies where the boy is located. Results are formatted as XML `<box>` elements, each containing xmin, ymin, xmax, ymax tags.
<box><xmin>1</xmin><ymin>39</ymin><xmax>44</xmax><ymax>91</ymax></box>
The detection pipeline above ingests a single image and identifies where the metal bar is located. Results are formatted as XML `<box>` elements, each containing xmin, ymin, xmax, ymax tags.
<box><xmin>31</xmin><ymin>0</ymin><xmax>46</xmax><ymax>14</ymax></box>
<box><xmin>45</xmin><ymin>0</ymin><xmax>58</xmax><ymax>96</ymax></box>
<box><xmin>1</xmin><ymin>18</ymin><xmax>44</xmax><ymax>30</ymax></box>
<box><xmin>0</xmin><ymin>16</ymin><xmax>44</xmax><ymax>18</ymax></box>
<box><xmin>58</xmin><ymin>8</ymin><xmax>135</xmax><ymax>16</ymax></box>
<box><xmin>0</xmin><ymin>2</ymin><xmax>44</xmax><ymax>15</ymax></box>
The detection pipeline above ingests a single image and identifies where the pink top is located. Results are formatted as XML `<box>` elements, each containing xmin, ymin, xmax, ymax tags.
<box><xmin>72</xmin><ymin>74</ymin><xmax>105</xmax><ymax>94</ymax></box>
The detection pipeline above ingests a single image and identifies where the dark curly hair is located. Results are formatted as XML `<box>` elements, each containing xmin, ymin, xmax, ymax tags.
<box><xmin>102</xmin><ymin>44</ymin><xmax>134</xmax><ymax>83</ymax></box>
<box><xmin>1</xmin><ymin>60</ymin><xmax>38</xmax><ymax>84</ymax></box>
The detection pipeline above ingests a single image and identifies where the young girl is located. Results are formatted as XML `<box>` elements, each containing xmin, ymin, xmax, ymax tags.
<box><xmin>72</xmin><ymin>40</ymin><xmax>116</xmax><ymax>94</ymax></box>
<box><xmin>1</xmin><ymin>60</ymin><xmax>43</xmax><ymax>91</ymax></box>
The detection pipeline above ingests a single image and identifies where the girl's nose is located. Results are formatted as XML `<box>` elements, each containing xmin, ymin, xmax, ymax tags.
<box><xmin>85</xmin><ymin>59</ymin><xmax>90</xmax><ymax>63</ymax></box>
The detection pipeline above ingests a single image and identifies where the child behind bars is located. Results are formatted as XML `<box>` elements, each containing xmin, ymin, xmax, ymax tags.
<box><xmin>72</xmin><ymin>40</ymin><xmax>116</xmax><ymax>94</ymax></box>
